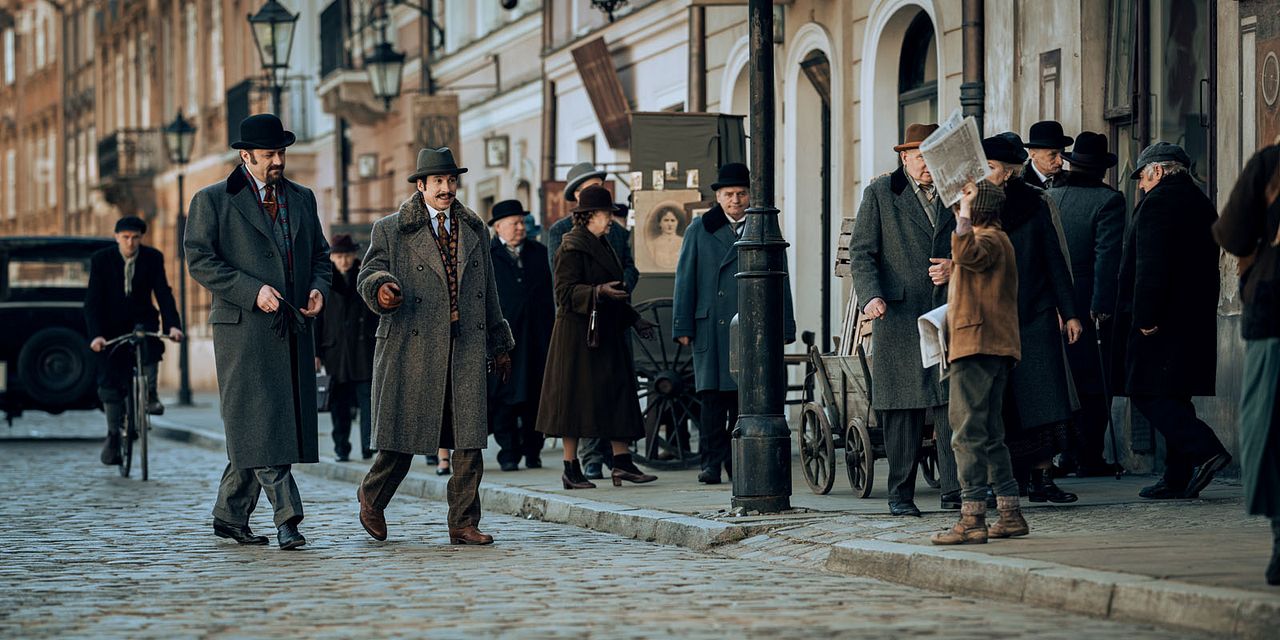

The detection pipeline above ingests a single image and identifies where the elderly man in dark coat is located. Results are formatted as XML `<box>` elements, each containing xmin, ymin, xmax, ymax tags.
<box><xmin>1046</xmin><ymin>132</ymin><xmax>1127</xmax><ymax>476</ymax></box>
<box><xmin>673</xmin><ymin>162</ymin><xmax>797</xmax><ymax>485</ymax></box>
<box><xmin>185</xmin><ymin>114</ymin><xmax>331</xmax><ymax>550</ymax></box>
<box><xmin>355</xmin><ymin>148</ymin><xmax>514</xmax><ymax>545</ymax></box>
<box><xmin>315</xmin><ymin>234</ymin><xmax>377</xmax><ymax>462</ymax></box>
<box><xmin>848</xmin><ymin>124</ymin><xmax>961</xmax><ymax>516</ymax></box>
<box><xmin>1023</xmin><ymin>121</ymin><xmax>1072</xmax><ymax>190</ymax></box>
<box><xmin>487</xmin><ymin>199</ymin><xmax>555</xmax><ymax>472</ymax></box>
<box><xmin>1115</xmin><ymin>142</ymin><xmax>1231</xmax><ymax>500</ymax></box>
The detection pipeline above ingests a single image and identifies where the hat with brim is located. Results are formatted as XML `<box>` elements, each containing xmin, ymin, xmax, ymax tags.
<box><xmin>489</xmin><ymin>199</ymin><xmax>529</xmax><ymax>226</ymax></box>
<box><xmin>893</xmin><ymin>123</ymin><xmax>940</xmax><ymax>152</ymax></box>
<box><xmin>1024</xmin><ymin>120</ymin><xmax>1074</xmax><ymax>150</ymax></box>
<box><xmin>711</xmin><ymin>162</ymin><xmax>751</xmax><ymax>191</ymax></box>
<box><xmin>1128</xmin><ymin>141</ymin><xmax>1192</xmax><ymax>180</ymax></box>
<box><xmin>564</xmin><ymin>162</ymin><xmax>608</xmax><ymax>202</ymax></box>
<box><xmin>331</xmin><ymin>234</ymin><xmax>360</xmax><ymax>254</ymax></box>
<box><xmin>983</xmin><ymin>132</ymin><xmax>1029</xmax><ymax>164</ymax></box>
<box><xmin>407</xmin><ymin>147</ymin><xmax>468</xmax><ymax>183</ymax></box>
<box><xmin>1061</xmin><ymin>131</ymin><xmax>1118</xmax><ymax>170</ymax></box>
<box><xmin>230</xmin><ymin>114</ymin><xmax>296</xmax><ymax>150</ymax></box>
<box><xmin>571</xmin><ymin>185</ymin><xmax>615</xmax><ymax>214</ymax></box>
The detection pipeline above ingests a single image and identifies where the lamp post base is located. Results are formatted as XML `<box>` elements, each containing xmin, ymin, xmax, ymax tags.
<box><xmin>731</xmin><ymin>418</ymin><xmax>792</xmax><ymax>513</ymax></box>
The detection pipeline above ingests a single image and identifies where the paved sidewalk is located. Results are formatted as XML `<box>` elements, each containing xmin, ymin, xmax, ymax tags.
<box><xmin>147</xmin><ymin>393</ymin><xmax>1278</xmax><ymax>637</ymax></box>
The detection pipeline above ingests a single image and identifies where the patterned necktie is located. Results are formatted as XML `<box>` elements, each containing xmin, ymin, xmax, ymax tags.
<box><xmin>263</xmin><ymin>184</ymin><xmax>278</xmax><ymax>220</ymax></box>
<box><xmin>921</xmin><ymin>184</ymin><xmax>936</xmax><ymax>203</ymax></box>
<box><xmin>435</xmin><ymin>211</ymin><xmax>460</xmax><ymax>334</ymax></box>
<box><xmin>920</xmin><ymin>184</ymin><xmax>938</xmax><ymax>226</ymax></box>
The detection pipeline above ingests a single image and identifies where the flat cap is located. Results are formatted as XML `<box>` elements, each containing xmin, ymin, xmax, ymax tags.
<box><xmin>1129</xmin><ymin>142</ymin><xmax>1192</xmax><ymax>179</ymax></box>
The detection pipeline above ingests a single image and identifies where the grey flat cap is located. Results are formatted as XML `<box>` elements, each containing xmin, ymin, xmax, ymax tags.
<box><xmin>1129</xmin><ymin>142</ymin><xmax>1192</xmax><ymax>179</ymax></box>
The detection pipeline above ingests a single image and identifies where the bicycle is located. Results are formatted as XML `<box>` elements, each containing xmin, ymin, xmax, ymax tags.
<box><xmin>102</xmin><ymin>327</ymin><xmax>175</xmax><ymax>481</ymax></box>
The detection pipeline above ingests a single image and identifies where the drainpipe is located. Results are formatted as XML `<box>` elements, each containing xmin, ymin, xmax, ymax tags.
<box><xmin>688</xmin><ymin>5</ymin><xmax>705</xmax><ymax>112</ymax></box>
<box><xmin>539</xmin><ymin>1</ymin><xmax>556</xmax><ymax>222</ymax></box>
<box><xmin>960</xmin><ymin>0</ymin><xmax>985</xmax><ymax>133</ymax></box>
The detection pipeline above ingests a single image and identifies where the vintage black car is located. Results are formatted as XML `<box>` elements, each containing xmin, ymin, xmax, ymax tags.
<box><xmin>1</xmin><ymin>236</ymin><xmax>113</xmax><ymax>421</ymax></box>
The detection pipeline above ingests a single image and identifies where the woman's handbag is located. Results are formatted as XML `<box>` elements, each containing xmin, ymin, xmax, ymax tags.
<box><xmin>587</xmin><ymin>286</ymin><xmax>601</xmax><ymax>349</ymax></box>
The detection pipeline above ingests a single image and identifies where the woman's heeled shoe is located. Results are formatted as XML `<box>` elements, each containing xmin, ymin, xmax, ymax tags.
<box><xmin>1028</xmin><ymin>468</ymin><xmax>1077</xmax><ymax>503</ymax></box>
<box><xmin>562</xmin><ymin>460</ymin><xmax>596</xmax><ymax>489</ymax></box>
<box><xmin>436</xmin><ymin>458</ymin><xmax>451</xmax><ymax>476</ymax></box>
<box><xmin>610</xmin><ymin>453</ymin><xmax>657</xmax><ymax>486</ymax></box>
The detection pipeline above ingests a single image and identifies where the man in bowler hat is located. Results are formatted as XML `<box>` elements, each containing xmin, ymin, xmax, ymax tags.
<box><xmin>356</xmin><ymin>147</ymin><xmax>514</xmax><ymax>544</ymax></box>
<box><xmin>487</xmin><ymin>199</ymin><xmax>555</xmax><ymax>471</ymax></box>
<box><xmin>1023</xmin><ymin>121</ymin><xmax>1074</xmax><ymax>189</ymax></box>
<box><xmin>315</xmin><ymin>234</ymin><xmax>378</xmax><ymax>462</ymax></box>
<box><xmin>185</xmin><ymin>113</ymin><xmax>331</xmax><ymax>550</ymax></box>
<box><xmin>672</xmin><ymin>162</ymin><xmax>796</xmax><ymax>484</ymax></box>
<box><xmin>848</xmin><ymin>124</ymin><xmax>962</xmax><ymax>515</ymax></box>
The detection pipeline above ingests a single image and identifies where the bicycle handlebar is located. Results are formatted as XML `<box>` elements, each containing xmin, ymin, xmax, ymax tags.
<box><xmin>103</xmin><ymin>330</ymin><xmax>175</xmax><ymax>348</ymax></box>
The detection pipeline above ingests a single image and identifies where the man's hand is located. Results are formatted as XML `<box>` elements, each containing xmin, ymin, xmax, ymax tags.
<box><xmin>597</xmin><ymin>281</ymin><xmax>628</xmax><ymax>302</ymax></box>
<box><xmin>928</xmin><ymin>258</ymin><xmax>952</xmax><ymax>286</ymax></box>
<box><xmin>634</xmin><ymin>318</ymin><xmax>656</xmax><ymax>341</ymax></box>
<box><xmin>257</xmin><ymin>284</ymin><xmax>283</xmax><ymax>313</ymax></box>
<box><xmin>1064</xmin><ymin>318</ymin><xmax>1083</xmax><ymax>344</ymax></box>
<box><xmin>676</xmin><ymin>336</ymin><xmax>692</xmax><ymax>347</ymax></box>
<box><xmin>377</xmin><ymin>282</ymin><xmax>403</xmax><ymax>310</ymax></box>
<box><xmin>493</xmin><ymin>352</ymin><xmax>513</xmax><ymax>383</ymax></box>
<box><xmin>863</xmin><ymin>297</ymin><xmax>887</xmax><ymax>320</ymax></box>
<box><xmin>1139</xmin><ymin>326</ymin><xmax>1159</xmax><ymax>336</ymax></box>
<box><xmin>168</xmin><ymin>328</ymin><xmax>185</xmax><ymax>342</ymax></box>
<box><xmin>315</xmin><ymin>357</ymin><xmax>323</xmax><ymax>373</ymax></box>
<box><xmin>90</xmin><ymin>337</ymin><xmax>106</xmax><ymax>353</ymax></box>
<box><xmin>301</xmin><ymin>289</ymin><xmax>324</xmax><ymax>318</ymax></box>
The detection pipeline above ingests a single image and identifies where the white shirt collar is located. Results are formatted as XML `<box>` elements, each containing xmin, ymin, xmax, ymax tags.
<box><xmin>1031</xmin><ymin>161</ymin><xmax>1052</xmax><ymax>184</ymax></box>
<box><xmin>244</xmin><ymin>167</ymin><xmax>273</xmax><ymax>200</ymax></box>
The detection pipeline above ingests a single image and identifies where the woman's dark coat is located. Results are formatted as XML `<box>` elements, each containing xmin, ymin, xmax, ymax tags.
<box><xmin>1114</xmin><ymin>172</ymin><xmax>1220</xmax><ymax>397</ymax></box>
<box><xmin>315</xmin><ymin>260</ymin><xmax>377</xmax><ymax>384</ymax></box>
<box><xmin>537</xmin><ymin>225</ymin><xmax>644</xmax><ymax>440</ymax></box>
<box><xmin>1001</xmin><ymin>178</ymin><xmax>1080</xmax><ymax>429</ymax></box>
<box><xmin>488</xmin><ymin>237</ymin><xmax>555</xmax><ymax>406</ymax></box>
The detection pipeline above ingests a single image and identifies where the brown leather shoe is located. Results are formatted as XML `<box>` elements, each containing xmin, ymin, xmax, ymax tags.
<box><xmin>448</xmin><ymin>526</ymin><xmax>494</xmax><ymax>545</ymax></box>
<box><xmin>357</xmin><ymin>487</ymin><xmax>387</xmax><ymax>541</ymax></box>
<box><xmin>931</xmin><ymin>501</ymin><xmax>988</xmax><ymax>545</ymax></box>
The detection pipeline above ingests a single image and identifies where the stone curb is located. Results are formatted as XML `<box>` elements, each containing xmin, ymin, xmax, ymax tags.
<box><xmin>152</xmin><ymin>419</ymin><xmax>1278</xmax><ymax>637</ymax></box>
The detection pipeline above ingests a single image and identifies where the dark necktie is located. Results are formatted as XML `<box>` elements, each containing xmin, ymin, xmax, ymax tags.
<box><xmin>263</xmin><ymin>184</ymin><xmax>278</xmax><ymax>221</ymax></box>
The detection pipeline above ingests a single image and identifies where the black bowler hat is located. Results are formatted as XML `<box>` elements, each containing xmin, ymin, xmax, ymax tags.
<box><xmin>330</xmin><ymin>234</ymin><xmax>360</xmax><ymax>254</ymax></box>
<box><xmin>613</xmin><ymin>202</ymin><xmax>629</xmax><ymax>218</ymax></box>
<box><xmin>1061</xmin><ymin>131</ymin><xmax>1118</xmax><ymax>170</ymax></box>
<box><xmin>572</xmin><ymin>185</ymin><xmax>615</xmax><ymax>214</ymax></box>
<box><xmin>711</xmin><ymin>162</ymin><xmax>750</xmax><ymax>191</ymax></box>
<box><xmin>1024</xmin><ymin>120</ymin><xmax>1074</xmax><ymax>150</ymax></box>
<box><xmin>407</xmin><ymin>147</ymin><xmax>468</xmax><ymax>183</ymax></box>
<box><xmin>488</xmin><ymin>199</ymin><xmax>528</xmax><ymax>226</ymax></box>
<box><xmin>114</xmin><ymin>216</ymin><xmax>147</xmax><ymax>234</ymax></box>
<box><xmin>983</xmin><ymin>132</ymin><xmax>1029</xmax><ymax>164</ymax></box>
<box><xmin>230</xmin><ymin>114</ymin><xmax>296</xmax><ymax>150</ymax></box>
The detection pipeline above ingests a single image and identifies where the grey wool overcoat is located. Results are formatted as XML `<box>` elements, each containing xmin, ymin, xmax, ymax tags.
<box><xmin>357</xmin><ymin>193</ymin><xmax>514</xmax><ymax>454</ymax></box>
<box><xmin>848</xmin><ymin>167</ymin><xmax>955</xmax><ymax>411</ymax></box>
<box><xmin>185</xmin><ymin>166</ymin><xmax>332</xmax><ymax>469</ymax></box>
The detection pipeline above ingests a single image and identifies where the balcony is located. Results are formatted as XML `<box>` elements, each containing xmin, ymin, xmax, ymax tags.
<box><xmin>96</xmin><ymin>129</ymin><xmax>162</xmax><ymax>216</ymax></box>
<box><xmin>316</xmin><ymin>69</ymin><xmax>388</xmax><ymax>126</ymax></box>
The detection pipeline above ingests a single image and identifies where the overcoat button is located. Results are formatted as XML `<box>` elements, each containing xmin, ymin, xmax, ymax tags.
<box><xmin>266</xmin><ymin>252</ymin><xmax>274</xmax><ymax>258</ymax></box>
<box><xmin>417</xmin><ymin>265</ymin><xmax>424</xmax><ymax>271</ymax></box>
<box><xmin>718</xmin><ymin>291</ymin><xmax>724</xmax><ymax>297</ymax></box>
<box><xmin>472</xmin><ymin>260</ymin><xmax>479</xmax><ymax>266</ymax></box>
<box><xmin>719</xmin><ymin>320</ymin><xmax>726</xmax><ymax>325</ymax></box>
<box><xmin>415</xmin><ymin>297</ymin><xmax>422</xmax><ymax>303</ymax></box>
<box><xmin>476</xmin><ymin>322</ymin><xmax>484</xmax><ymax>329</ymax></box>
<box><xmin>411</xmin><ymin>329</ymin><xmax>419</xmax><ymax>336</ymax></box>
<box><xmin>475</xmin><ymin>292</ymin><xmax>482</xmax><ymax>299</ymax></box>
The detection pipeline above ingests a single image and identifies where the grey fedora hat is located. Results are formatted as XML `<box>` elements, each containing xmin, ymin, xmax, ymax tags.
<box><xmin>407</xmin><ymin>147</ymin><xmax>468</xmax><ymax>183</ymax></box>
<box><xmin>564</xmin><ymin>162</ymin><xmax>607</xmax><ymax>202</ymax></box>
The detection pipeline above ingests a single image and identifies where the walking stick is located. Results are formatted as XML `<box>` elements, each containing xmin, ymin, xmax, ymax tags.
<box><xmin>1094</xmin><ymin>316</ymin><xmax>1124</xmax><ymax>480</ymax></box>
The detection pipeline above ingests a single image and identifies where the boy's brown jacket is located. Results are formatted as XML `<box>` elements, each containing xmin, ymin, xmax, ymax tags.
<box><xmin>946</xmin><ymin>225</ymin><xmax>1022</xmax><ymax>363</ymax></box>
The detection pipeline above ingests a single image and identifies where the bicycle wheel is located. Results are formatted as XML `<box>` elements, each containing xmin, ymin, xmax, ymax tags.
<box><xmin>120</xmin><ymin>388</ymin><xmax>135</xmax><ymax>478</ymax></box>
<box><xmin>136</xmin><ymin>373</ymin><xmax>149</xmax><ymax>481</ymax></box>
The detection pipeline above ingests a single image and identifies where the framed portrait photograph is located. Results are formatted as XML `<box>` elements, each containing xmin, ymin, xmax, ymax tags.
<box><xmin>484</xmin><ymin>135</ymin><xmax>510</xmax><ymax>168</ymax></box>
<box><xmin>632</xmin><ymin>189</ymin><xmax>702</xmax><ymax>274</ymax></box>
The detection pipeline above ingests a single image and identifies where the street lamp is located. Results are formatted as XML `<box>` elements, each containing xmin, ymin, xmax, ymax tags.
<box><xmin>366</xmin><ymin>41</ymin><xmax>407</xmax><ymax>110</ymax></box>
<box><xmin>248</xmin><ymin>0</ymin><xmax>299</xmax><ymax>115</ymax></box>
<box><xmin>591</xmin><ymin>0</ymin><xmax>628</xmax><ymax>22</ymax></box>
<box><xmin>164</xmin><ymin>111</ymin><xmax>197</xmax><ymax>407</ymax></box>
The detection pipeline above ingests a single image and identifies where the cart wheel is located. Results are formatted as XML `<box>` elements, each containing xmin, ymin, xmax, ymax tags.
<box><xmin>845</xmin><ymin>416</ymin><xmax>874</xmax><ymax>499</ymax></box>
<box><xmin>799</xmin><ymin>402</ymin><xmax>835</xmax><ymax>495</ymax></box>
<box><xmin>920</xmin><ymin>447</ymin><xmax>940</xmax><ymax>489</ymax></box>
<box><xmin>632</xmin><ymin>298</ymin><xmax>701</xmax><ymax>470</ymax></box>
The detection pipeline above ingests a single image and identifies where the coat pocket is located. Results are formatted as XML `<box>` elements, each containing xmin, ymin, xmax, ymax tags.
<box><xmin>375</xmin><ymin>319</ymin><xmax>391</xmax><ymax>339</ymax></box>
<box><xmin>208</xmin><ymin>307</ymin><xmax>241</xmax><ymax>325</ymax></box>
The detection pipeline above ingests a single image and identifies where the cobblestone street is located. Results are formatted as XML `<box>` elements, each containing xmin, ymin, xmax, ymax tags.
<box><xmin>0</xmin><ymin>436</ymin><xmax>1196</xmax><ymax>639</ymax></box>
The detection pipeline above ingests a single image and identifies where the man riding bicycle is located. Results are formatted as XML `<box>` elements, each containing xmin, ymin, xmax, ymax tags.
<box><xmin>85</xmin><ymin>216</ymin><xmax>184</xmax><ymax>465</ymax></box>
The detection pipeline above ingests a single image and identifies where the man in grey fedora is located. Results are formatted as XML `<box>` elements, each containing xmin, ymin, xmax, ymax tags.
<box><xmin>185</xmin><ymin>113</ymin><xmax>332</xmax><ymax>550</ymax></box>
<box><xmin>544</xmin><ymin>161</ymin><xmax>637</xmax><ymax>479</ymax></box>
<box><xmin>356</xmin><ymin>147</ymin><xmax>514</xmax><ymax>544</ymax></box>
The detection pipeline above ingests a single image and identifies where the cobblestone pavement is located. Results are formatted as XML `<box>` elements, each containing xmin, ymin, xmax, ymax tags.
<box><xmin>0</xmin><ymin>439</ymin><xmax>1200</xmax><ymax>639</ymax></box>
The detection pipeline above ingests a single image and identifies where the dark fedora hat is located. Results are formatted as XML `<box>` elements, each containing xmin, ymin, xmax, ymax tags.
<box><xmin>983</xmin><ymin>132</ymin><xmax>1029</xmax><ymax>164</ymax></box>
<box><xmin>1024</xmin><ymin>120</ymin><xmax>1074</xmax><ymax>149</ymax></box>
<box><xmin>711</xmin><ymin>162</ymin><xmax>751</xmax><ymax>191</ymax></box>
<box><xmin>114</xmin><ymin>215</ymin><xmax>147</xmax><ymax>234</ymax></box>
<box><xmin>571</xmin><ymin>185</ymin><xmax>616</xmax><ymax>214</ymax></box>
<box><xmin>564</xmin><ymin>162</ymin><xmax>608</xmax><ymax>201</ymax></box>
<box><xmin>230</xmin><ymin>114</ymin><xmax>296</xmax><ymax>150</ymax></box>
<box><xmin>1061</xmin><ymin>131</ymin><xmax>1118</xmax><ymax>169</ymax></box>
<box><xmin>894</xmin><ymin>123</ymin><xmax>939</xmax><ymax>152</ymax></box>
<box><xmin>488</xmin><ymin>199</ymin><xmax>528</xmax><ymax>226</ymax></box>
<box><xmin>330</xmin><ymin>234</ymin><xmax>360</xmax><ymax>254</ymax></box>
<box><xmin>407</xmin><ymin>147</ymin><xmax>468</xmax><ymax>183</ymax></box>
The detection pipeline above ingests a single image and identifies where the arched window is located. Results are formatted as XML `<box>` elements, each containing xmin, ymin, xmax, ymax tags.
<box><xmin>898</xmin><ymin>12</ymin><xmax>937</xmax><ymax>141</ymax></box>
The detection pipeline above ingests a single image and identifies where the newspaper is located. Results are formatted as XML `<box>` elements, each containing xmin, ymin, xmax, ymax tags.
<box><xmin>918</xmin><ymin>109</ymin><xmax>990</xmax><ymax>207</ymax></box>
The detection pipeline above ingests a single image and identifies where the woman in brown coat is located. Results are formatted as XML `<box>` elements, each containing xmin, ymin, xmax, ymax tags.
<box><xmin>538</xmin><ymin>186</ymin><xmax>658</xmax><ymax>489</ymax></box>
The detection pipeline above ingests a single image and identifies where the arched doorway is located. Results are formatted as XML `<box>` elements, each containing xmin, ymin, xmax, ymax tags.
<box><xmin>898</xmin><ymin>13</ymin><xmax>938</xmax><ymax>141</ymax></box>
<box><xmin>861</xmin><ymin>2</ymin><xmax>943</xmax><ymax>182</ymax></box>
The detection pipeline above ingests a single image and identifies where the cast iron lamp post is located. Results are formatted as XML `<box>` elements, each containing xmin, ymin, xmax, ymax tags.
<box><xmin>731</xmin><ymin>0</ymin><xmax>791</xmax><ymax>513</ymax></box>
<box><xmin>248</xmin><ymin>0</ymin><xmax>299</xmax><ymax>115</ymax></box>
<box><xmin>164</xmin><ymin>112</ymin><xmax>197</xmax><ymax>407</ymax></box>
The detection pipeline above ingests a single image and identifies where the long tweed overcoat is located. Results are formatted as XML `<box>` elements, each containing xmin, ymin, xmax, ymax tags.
<box><xmin>358</xmin><ymin>193</ymin><xmax>514</xmax><ymax>453</ymax></box>
<box><xmin>185</xmin><ymin>166</ymin><xmax>331</xmax><ymax>469</ymax></box>
<box><xmin>848</xmin><ymin>167</ymin><xmax>955</xmax><ymax>411</ymax></box>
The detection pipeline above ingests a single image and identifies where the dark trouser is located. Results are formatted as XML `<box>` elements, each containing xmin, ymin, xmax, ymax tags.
<box><xmin>492</xmin><ymin>400</ymin><xmax>544</xmax><ymax>465</ymax></box>
<box><xmin>932</xmin><ymin>406</ymin><xmax>960</xmax><ymax>494</ymax></box>
<box><xmin>948</xmin><ymin>355</ymin><xmax>1020</xmax><ymax>502</ymax></box>
<box><xmin>361</xmin><ymin>449</ymin><xmax>484</xmax><ymax>529</ymax></box>
<box><xmin>879</xmin><ymin>408</ymin><xmax>928</xmax><ymax>503</ymax></box>
<box><xmin>1072</xmin><ymin>391</ymin><xmax>1111</xmax><ymax>468</ymax></box>
<box><xmin>330</xmin><ymin>380</ymin><xmax>373</xmax><ymax>458</ymax></box>
<box><xmin>699</xmin><ymin>390</ymin><xmax>738</xmax><ymax>476</ymax></box>
<box><xmin>98</xmin><ymin>364</ymin><xmax>159</xmax><ymax>435</ymax></box>
<box><xmin>1131</xmin><ymin>395</ymin><xmax>1227</xmax><ymax>489</ymax></box>
<box><xmin>213</xmin><ymin>463</ymin><xmax>304</xmax><ymax>528</ymax></box>
<box><xmin>578</xmin><ymin>437</ymin><xmax>614</xmax><ymax>468</ymax></box>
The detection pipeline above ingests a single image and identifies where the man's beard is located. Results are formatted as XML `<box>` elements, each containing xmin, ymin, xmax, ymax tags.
<box><xmin>264</xmin><ymin>166</ymin><xmax>284</xmax><ymax>185</ymax></box>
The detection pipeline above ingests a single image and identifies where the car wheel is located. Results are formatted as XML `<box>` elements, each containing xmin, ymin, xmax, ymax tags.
<box><xmin>18</xmin><ymin>327</ymin><xmax>96</xmax><ymax>408</ymax></box>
